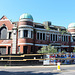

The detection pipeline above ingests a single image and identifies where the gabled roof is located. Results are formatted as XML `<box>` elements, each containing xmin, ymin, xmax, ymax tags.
<box><xmin>0</xmin><ymin>15</ymin><xmax>8</xmax><ymax>20</ymax></box>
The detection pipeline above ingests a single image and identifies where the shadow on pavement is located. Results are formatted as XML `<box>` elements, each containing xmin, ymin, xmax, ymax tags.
<box><xmin>0</xmin><ymin>71</ymin><xmax>60</xmax><ymax>75</ymax></box>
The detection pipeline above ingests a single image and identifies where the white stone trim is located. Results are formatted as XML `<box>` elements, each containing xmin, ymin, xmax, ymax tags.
<box><xmin>20</xmin><ymin>30</ymin><xmax>23</xmax><ymax>38</ymax></box>
<box><xmin>71</xmin><ymin>46</ymin><xmax>75</xmax><ymax>47</ymax></box>
<box><xmin>35</xmin><ymin>24</ymin><xmax>43</xmax><ymax>26</ymax></box>
<box><xmin>70</xmin><ymin>32</ymin><xmax>75</xmax><ymax>33</ymax></box>
<box><xmin>0</xmin><ymin>19</ymin><xmax>9</xmax><ymax>21</ymax></box>
<box><xmin>7</xmin><ymin>30</ymin><xmax>12</xmax><ymax>32</ymax></box>
<box><xmin>54</xmin><ymin>46</ymin><xmax>61</xmax><ymax>48</ymax></box>
<box><xmin>35</xmin><ymin>44</ymin><xmax>48</xmax><ymax>46</ymax></box>
<box><xmin>62</xmin><ymin>34</ymin><xmax>70</xmax><ymax>36</ymax></box>
<box><xmin>18</xmin><ymin>43</ymin><xmax>33</xmax><ymax>45</ymax></box>
<box><xmin>0</xmin><ymin>19</ymin><xmax>12</xmax><ymax>24</ymax></box>
<box><xmin>19</xmin><ymin>25</ymin><xmax>33</xmax><ymax>28</ymax></box>
<box><xmin>0</xmin><ymin>44</ymin><xmax>11</xmax><ymax>46</ymax></box>
<box><xmin>19</xmin><ymin>19</ymin><xmax>33</xmax><ymax>22</ymax></box>
<box><xmin>19</xmin><ymin>28</ymin><xmax>33</xmax><ymax>31</ymax></box>
<box><xmin>72</xmin><ymin>35</ymin><xmax>75</xmax><ymax>36</ymax></box>
<box><xmin>28</xmin><ymin>30</ymin><xmax>31</xmax><ymax>38</ymax></box>
<box><xmin>68</xmin><ymin>28</ymin><xmax>75</xmax><ymax>29</ymax></box>
<box><xmin>35</xmin><ymin>28</ymin><xmax>47</xmax><ymax>31</ymax></box>
<box><xmin>37</xmin><ymin>31</ymin><xmax>47</xmax><ymax>33</ymax></box>
<box><xmin>61</xmin><ymin>45</ymin><xmax>69</xmax><ymax>47</ymax></box>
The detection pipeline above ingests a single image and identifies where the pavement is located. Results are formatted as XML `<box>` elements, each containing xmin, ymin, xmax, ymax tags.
<box><xmin>0</xmin><ymin>64</ymin><xmax>75</xmax><ymax>75</ymax></box>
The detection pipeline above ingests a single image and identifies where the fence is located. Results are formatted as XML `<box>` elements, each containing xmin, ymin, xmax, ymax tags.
<box><xmin>43</xmin><ymin>53</ymin><xmax>75</xmax><ymax>65</ymax></box>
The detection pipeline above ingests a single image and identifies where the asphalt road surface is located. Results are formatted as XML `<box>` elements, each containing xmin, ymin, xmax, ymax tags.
<box><xmin>0</xmin><ymin>65</ymin><xmax>75</xmax><ymax>75</ymax></box>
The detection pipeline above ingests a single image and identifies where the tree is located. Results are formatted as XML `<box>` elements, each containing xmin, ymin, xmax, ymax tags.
<box><xmin>73</xmin><ymin>47</ymin><xmax>75</xmax><ymax>52</ymax></box>
<box><xmin>59</xmin><ymin>29</ymin><xmax>67</xmax><ymax>34</ymax></box>
<box><xmin>37</xmin><ymin>44</ymin><xmax>57</xmax><ymax>54</ymax></box>
<box><xmin>61</xmin><ymin>50</ymin><xmax>66</xmax><ymax>54</ymax></box>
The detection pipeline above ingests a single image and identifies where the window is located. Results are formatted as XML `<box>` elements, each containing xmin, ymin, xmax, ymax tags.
<box><xmin>23</xmin><ymin>46</ymin><xmax>28</xmax><ymax>54</ymax></box>
<box><xmin>8</xmin><ymin>47</ymin><xmax>11</xmax><ymax>54</ymax></box>
<box><xmin>64</xmin><ymin>36</ymin><xmax>65</xmax><ymax>42</ymax></box>
<box><xmin>66</xmin><ymin>36</ymin><xmax>69</xmax><ymax>42</ymax></box>
<box><xmin>31</xmin><ymin>46</ymin><xmax>33</xmax><ymax>53</ymax></box>
<box><xmin>50</xmin><ymin>34</ymin><xmax>52</xmax><ymax>41</ymax></box>
<box><xmin>43</xmin><ymin>33</ymin><xmax>45</xmax><ymax>40</ymax></box>
<box><xmin>62</xmin><ymin>35</ymin><xmax>63</xmax><ymax>41</ymax></box>
<box><xmin>66</xmin><ymin>36</ymin><xmax>67</xmax><ymax>42</ymax></box>
<box><xmin>53</xmin><ymin>34</ymin><xmax>55</xmax><ymax>41</ymax></box>
<box><xmin>40</xmin><ymin>33</ymin><xmax>42</xmax><ymax>40</ymax></box>
<box><xmin>37</xmin><ymin>33</ymin><xmax>39</xmax><ymax>40</ymax></box>
<box><xmin>18</xmin><ymin>31</ymin><xmax>20</xmax><ymax>38</ymax></box>
<box><xmin>9</xmin><ymin>32</ymin><xmax>11</xmax><ymax>39</ymax></box>
<box><xmin>31</xmin><ymin>31</ymin><xmax>33</xmax><ymax>38</ymax></box>
<box><xmin>0</xmin><ymin>27</ymin><xmax>7</xmax><ymax>39</ymax></box>
<box><xmin>37</xmin><ymin>32</ymin><xmax>46</xmax><ymax>40</ymax></box>
<box><xmin>56</xmin><ymin>35</ymin><xmax>57</xmax><ymax>41</ymax></box>
<box><xmin>73</xmin><ymin>36</ymin><xmax>75</xmax><ymax>42</ymax></box>
<box><xmin>0</xmin><ymin>47</ymin><xmax>6</xmax><ymax>54</ymax></box>
<box><xmin>23</xmin><ymin>30</ymin><xmax>28</xmax><ymax>37</ymax></box>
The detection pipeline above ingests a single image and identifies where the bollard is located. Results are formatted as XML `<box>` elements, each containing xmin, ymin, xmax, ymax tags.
<box><xmin>34</xmin><ymin>57</ymin><xmax>36</xmax><ymax>59</ymax></box>
<box><xmin>57</xmin><ymin>62</ymin><xmax>61</xmax><ymax>71</ymax></box>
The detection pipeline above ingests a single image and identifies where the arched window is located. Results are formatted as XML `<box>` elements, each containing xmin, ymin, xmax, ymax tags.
<box><xmin>0</xmin><ymin>26</ymin><xmax>7</xmax><ymax>39</ymax></box>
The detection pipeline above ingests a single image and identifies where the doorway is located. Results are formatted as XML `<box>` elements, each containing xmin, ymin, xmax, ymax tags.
<box><xmin>8</xmin><ymin>47</ymin><xmax>11</xmax><ymax>54</ymax></box>
<box><xmin>23</xmin><ymin>46</ymin><xmax>28</xmax><ymax>54</ymax></box>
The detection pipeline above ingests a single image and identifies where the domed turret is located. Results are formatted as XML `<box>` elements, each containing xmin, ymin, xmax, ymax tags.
<box><xmin>68</xmin><ymin>23</ymin><xmax>75</xmax><ymax>42</ymax></box>
<box><xmin>19</xmin><ymin>13</ymin><xmax>33</xmax><ymax>21</ymax></box>
<box><xmin>19</xmin><ymin>13</ymin><xmax>33</xmax><ymax>26</ymax></box>
<box><xmin>68</xmin><ymin>23</ymin><xmax>75</xmax><ymax>28</ymax></box>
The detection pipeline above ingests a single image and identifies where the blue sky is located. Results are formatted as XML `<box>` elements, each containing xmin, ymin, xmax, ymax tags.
<box><xmin>0</xmin><ymin>0</ymin><xmax>75</xmax><ymax>28</ymax></box>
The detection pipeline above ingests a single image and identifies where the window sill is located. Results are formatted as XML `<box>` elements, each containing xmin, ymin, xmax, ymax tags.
<box><xmin>0</xmin><ymin>39</ymin><xmax>12</xmax><ymax>40</ymax></box>
<box><xmin>19</xmin><ymin>37</ymin><xmax>33</xmax><ymax>39</ymax></box>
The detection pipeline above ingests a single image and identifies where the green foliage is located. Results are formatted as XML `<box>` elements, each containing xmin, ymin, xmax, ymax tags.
<box><xmin>37</xmin><ymin>45</ymin><xmax>57</xmax><ymax>54</ymax></box>
<box><xmin>59</xmin><ymin>30</ymin><xmax>67</xmax><ymax>34</ymax></box>
<box><xmin>73</xmin><ymin>48</ymin><xmax>75</xmax><ymax>52</ymax></box>
<box><xmin>58</xmin><ymin>28</ymin><xmax>67</xmax><ymax>34</ymax></box>
<box><xmin>46</xmin><ymin>26</ymin><xmax>50</xmax><ymax>30</ymax></box>
<box><xmin>61</xmin><ymin>50</ymin><xmax>66</xmax><ymax>53</ymax></box>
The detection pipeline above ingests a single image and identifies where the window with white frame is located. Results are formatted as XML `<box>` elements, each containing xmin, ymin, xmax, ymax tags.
<box><xmin>37</xmin><ymin>32</ymin><xmax>46</xmax><ymax>40</ymax></box>
<box><xmin>50</xmin><ymin>34</ymin><xmax>53</xmax><ymax>41</ymax></box>
<box><xmin>50</xmin><ymin>34</ymin><xmax>58</xmax><ymax>41</ymax></box>
<box><xmin>23</xmin><ymin>30</ymin><xmax>28</xmax><ymax>37</ymax></box>
<box><xmin>31</xmin><ymin>31</ymin><xmax>33</xmax><ymax>38</ymax></box>
<box><xmin>37</xmin><ymin>33</ymin><xmax>39</xmax><ymax>40</ymax></box>
<box><xmin>18</xmin><ymin>30</ymin><xmax>20</xmax><ymax>38</ymax></box>
<box><xmin>9</xmin><ymin>32</ymin><xmax>12</xmax><ymax>39</ymax></box>
<box><xmin>43</xmin><ymin>33</ymin><xmax>45</xmax><ymax>40</ymax></box>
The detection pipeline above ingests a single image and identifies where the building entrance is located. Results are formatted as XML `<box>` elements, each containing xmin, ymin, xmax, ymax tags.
<box><xmin>23</xmin><ymin>46</ymin><xmax>28</xmax><ymax>54</ymax></box>
<box><xmin>8</xmin><ymin>47</ymin><xmax>11</xmax><ymax>54</ymax></box>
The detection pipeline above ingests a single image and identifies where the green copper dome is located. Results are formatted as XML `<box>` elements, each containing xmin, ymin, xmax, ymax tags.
<box><xmin>20</xmin><ymin>13</ymin><xmax>33</xmax><ymax>20</ymax></box>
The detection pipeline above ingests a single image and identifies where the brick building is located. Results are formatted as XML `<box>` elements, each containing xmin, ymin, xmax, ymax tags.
<box><xmin>0</xmin><ymin>13</ymin><xmax>74</xmax><ymax>54</ymax></box>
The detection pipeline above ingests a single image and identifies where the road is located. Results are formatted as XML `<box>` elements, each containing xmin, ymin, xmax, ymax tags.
<box><xmin>0</xmin><ymin>65</ymin><xmax>75</xmax><ymax>75</ymax></box>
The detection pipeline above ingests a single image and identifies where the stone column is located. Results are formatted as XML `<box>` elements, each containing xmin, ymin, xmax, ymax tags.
<box><xmin>7</xmin><ymin>32</ymin><xmax>9</xmax><ymax>39</ymax></box>
<box><xmin>12</xmin><ymin>27</ymin><xmax>17</xmax><ymax>54</ymax></box>
<box><xmin>28</xmin><ymin>30</ymin><xmax>31</xmax><ymax>38</ymax></box>
<box><xmin>20</xmin><ymin>30</ymin><xmax>23</xmax><ymax>38</ymax></box>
